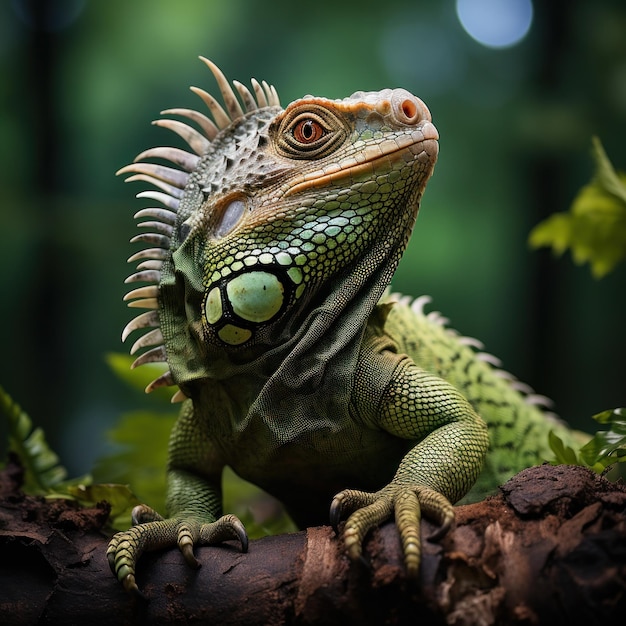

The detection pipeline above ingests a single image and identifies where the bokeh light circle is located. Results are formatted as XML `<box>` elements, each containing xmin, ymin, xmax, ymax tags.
<box><xmin>456</xmin><ymin>0</ymin><xmax>533</xmax><ymax>49</ymax></box>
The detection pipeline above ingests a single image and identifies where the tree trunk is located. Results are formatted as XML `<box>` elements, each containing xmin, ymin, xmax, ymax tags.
<box><xmin>0</xmin><ymin>457</ymin><xmax>624</xmax><ymax>625</ymax></box>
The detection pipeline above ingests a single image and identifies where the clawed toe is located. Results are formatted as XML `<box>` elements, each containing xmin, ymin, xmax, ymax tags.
<box><xmin>108</xmin><ymin>513</ymin><xmax>248</xmax><ymax>594</ymax></box>
<box><xmin>330</xmin><ymin>483</ymin><xmax>455</xmax><ymax>577</ymax></box>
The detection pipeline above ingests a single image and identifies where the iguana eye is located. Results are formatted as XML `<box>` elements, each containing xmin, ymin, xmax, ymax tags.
<box><xmin>293</xmin><ymin>119</ymin><xmax>325</xmax><ymax>144</ymax></box>
<box><xmin>286</xmin><ymin>113</ymin><xmax>330</xmax><ymax>149</ymax></box>
<box><xmin>275</xmin><ymin>105</ymin><xmax>348</xmax><ymax>159</ymax></box>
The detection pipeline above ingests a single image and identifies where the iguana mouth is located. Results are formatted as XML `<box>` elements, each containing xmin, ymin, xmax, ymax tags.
<box><xmin>284</xmin><ymin>122</ymin><xmax>439</xmax><ymax>197</ymax></box>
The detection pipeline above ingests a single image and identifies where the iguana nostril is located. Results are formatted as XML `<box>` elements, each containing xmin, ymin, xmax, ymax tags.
<box><xmin>390</xmin><ymin>89</ymin><xmax>430</xmax><ymax>125</ymax></box>
<box><xmin>401</xmin><ymin>99</ymin><xmax>418</xmax><ymax>121</ymax></box>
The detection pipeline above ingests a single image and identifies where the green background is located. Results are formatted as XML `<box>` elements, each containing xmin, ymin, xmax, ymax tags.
<box><xmin>1</xmin><ymin>0</ymin><xmax>624</xmax><ymax>475</ymax></box>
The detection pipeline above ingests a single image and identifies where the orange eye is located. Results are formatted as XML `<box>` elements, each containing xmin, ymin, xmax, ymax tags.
<box><xmin>293</xmin><ymin>119</ymin><xmax>325</xmax><ymax>144</ymax></box>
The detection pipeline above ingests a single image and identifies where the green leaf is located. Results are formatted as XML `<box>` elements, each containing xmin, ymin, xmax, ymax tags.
<box><xmin>548</xmin><ymin>429</ymin><xmax>583</xmax><ymax>466</ymax></box>
<box><xmin>528</xmin><ymin>213</ymin><xmax>572</xmax><ymax>255</ymax></box>
<box><xmin>548</xmin><ymin>409</ymin><xmax>626</xmax><ymax>474</ymax></box>
<box><xmin>68</xmin><ymin>483</ymin><xmax>140</xmax><ymax>516</ymax></box>
<box><xmin>591</xmin><ymin>136</ymin><xmax>626</xmax><ymax>205</ymax></box>
<box><xmin>529</xmin><ymin>137</ymin><xmax>626</xmax><ymax>278</ymax></box>
<box><xmin>1</xmin><ymin>385</ymin><xmax>68</xmax><ymax>492</ymax></box>
<box><xmin>579</xmin><ymin>408</ymin><xmax>626</xmax><ymax>469</ymax></box>
<box><xmin>591</xmin><ymin>407</ymin><xmax>626</xmax><ymax>425</ymax></box>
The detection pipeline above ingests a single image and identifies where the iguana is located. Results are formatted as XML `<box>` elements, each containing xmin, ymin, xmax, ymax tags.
<box><xmin>108</xmin><ymin>58</ymin><xmax>580</xmax><ymax>594</ymax></box>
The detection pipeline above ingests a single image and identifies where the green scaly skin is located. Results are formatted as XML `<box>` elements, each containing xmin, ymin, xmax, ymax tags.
<box><xmin>108</xmin><ymin>58</ymin><xmax>581</xmax><ymax>594</ymax></box>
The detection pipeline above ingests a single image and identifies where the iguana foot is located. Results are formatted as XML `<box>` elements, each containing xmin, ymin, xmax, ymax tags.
<box><xmin>107</xmin><ymin>505</ymin><xmax>248</xmax><ymax>595</ymax></box>
<box><xmin>330</xmin><ymin>484</ymin><xmax>454</xmax><ymax>576</ymax></box>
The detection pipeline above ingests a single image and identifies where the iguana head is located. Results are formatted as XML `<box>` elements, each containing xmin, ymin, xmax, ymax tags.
<box><xmin>119</xmin><ymin>58</ymin><xmax>438</xmax><ymax>397</ymax></box>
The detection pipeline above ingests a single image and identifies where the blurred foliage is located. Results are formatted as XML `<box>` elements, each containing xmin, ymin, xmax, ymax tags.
<box><xmin>105</xmin><ymin>353</ymin><xmax>176</xmax><ymax>404</ymax></box>
<box><xmin>550</xmin><ymin>407</ymin><xmax>626</xmax><ymax>472</ymax></box>
<box><xmin>91</xmin><ymin>409</ymin><xmax>173</xmax><ymax>528</ymax></box>
<box><xmin>1</xmin><ymin>0</ymin><xmax>625</xmax><ymax>480</ymax></box>
<box><xmin>530</xmin><ymin>138</ymin><xmax>626</xmax><ymax>278</ymax></box>
<box><xmin>68</xmin><ymin>482</ymin><xmax>140</xmax><ymax>527</ymax></box>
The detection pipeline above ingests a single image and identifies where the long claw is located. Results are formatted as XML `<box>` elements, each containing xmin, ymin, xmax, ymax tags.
<box><xmin>416</xmin><ymin>486</ymin><xmax>455</xmax><ymax>541</ymax></box>
<box><xmin>428</xmin><ymin>516</ymin><xmax>454</xmax><ymax>542</ymax></box>
<box><xmin>329</xmin><ymin>496</ymin><xmax>343</xmax><ymax>532</ymax></box>
<box><xmin>180</xmin><ymin>542</ymin><xmax>201</xmax><ymax>569</ymax></box>
<box><xmin>329</xmin><ymin>489</ymin><xmax>377</xmax><ymax>532</ymax></box>
<box><xmin>122</xmin><ymin>573</ymin><xmax>148</xmax><ymax>601</ymax></box>
<box><xmin>232</xmin><ymin>517</ymin><xmax>249</xmax><ymax>553</ymax></box>
<box><xmin>357</xmin><ymin>553</ymin><xmax>373</xmax><ymax>573</ymax></box>
<box><xmin>198</xmin><ymin>513</ymin><xmax>249</xmax><ymax>552</ymax></box>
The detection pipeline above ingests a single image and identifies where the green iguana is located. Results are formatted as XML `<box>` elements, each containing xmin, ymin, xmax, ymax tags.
<box><xmin>108</xmin><ymin>58</ymin><xmax>580</xmax><ymax>594</ymax></box>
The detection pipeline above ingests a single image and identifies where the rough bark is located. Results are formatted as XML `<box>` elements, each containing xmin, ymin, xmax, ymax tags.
<box><xmin>0</xmin><ymin>457</ymin><xmax>625</xmax><ymax>625</ymax></box>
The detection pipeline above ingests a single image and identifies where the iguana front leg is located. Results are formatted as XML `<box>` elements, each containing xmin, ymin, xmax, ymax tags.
<box><xmin>332</xmin><ymin>357</ymin><xmax>489</xmax><ymax>575</ymax></box>
<box><xmin>107</xmin><ymin>401</ymin><xmax>248</xmax><ymax>594</ymax></box>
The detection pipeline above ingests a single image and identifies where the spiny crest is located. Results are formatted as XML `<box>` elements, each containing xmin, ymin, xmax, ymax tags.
<box><xmin>397</xmin><ymin>294</ymin><xmax>556</xmax><ymax>414</ymax></box>
<box><xmin>118</xmin><ymin>58</ymin><xmax>281</xmax><ymax>401</ymax></box>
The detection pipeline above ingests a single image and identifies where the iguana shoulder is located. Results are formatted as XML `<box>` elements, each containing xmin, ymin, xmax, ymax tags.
<box><xmin>373</xmin><ymin>293</ymin><xmax>584</xmax><ymax>500</ymax></box>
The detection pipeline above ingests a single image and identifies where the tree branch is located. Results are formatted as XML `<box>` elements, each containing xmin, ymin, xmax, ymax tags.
<box><xmin>0</xmin><ymin>458</ymin><xmax>624</xmax><ymax>624</ymax></box>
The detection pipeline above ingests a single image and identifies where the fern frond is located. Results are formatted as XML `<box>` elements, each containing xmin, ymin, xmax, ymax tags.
<box><xmin>1</xmin><ymin>385</ymin><xmax>68</xmax><ymax>493</ymax></box>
